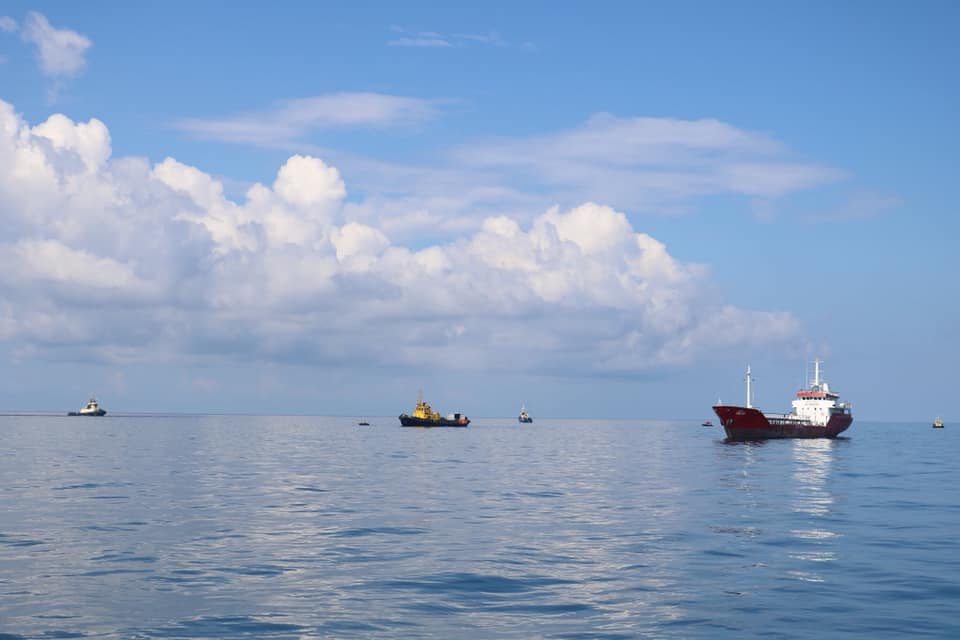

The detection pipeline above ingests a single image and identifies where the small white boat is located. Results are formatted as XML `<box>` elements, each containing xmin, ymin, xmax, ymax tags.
<box><xmin>933</xmin><ymin>416</ymin><xmax>944</xmax><ymax>428</ymax></box>
<box><xmin>68</xmin><ymin>396</ymin><xmax>106</xmax><ymax>416</ymax></box>
<box><xmin>518</xmin><ymin>404</ymin><xmax>532</xmax><ymax>423</ymax></box>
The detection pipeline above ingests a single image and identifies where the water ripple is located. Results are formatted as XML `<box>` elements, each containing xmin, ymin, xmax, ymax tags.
<box><xmin>0</xmin><ymin>416</ymin><xmax>958</xmax><ymax>638</ymax></box>
<box><xmin>377</xmin><ymin>571</ymin><xmax>576</xmax><ymax>595</ymax></box>
<box><xmin>139</xmin><ymin>615</ymin><xmax>305</xmax><ymax>638</ymax></box>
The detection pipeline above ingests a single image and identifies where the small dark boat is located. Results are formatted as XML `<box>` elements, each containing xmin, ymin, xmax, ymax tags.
<box><xmin>358</xmin><ymin>421</ymin><xmax>370</xmax><ymax>426</ymax></box>
<box><xmin>702</xmin><ymin>420</ymin><xmax>713</xmax><ymax>427</ymax></box>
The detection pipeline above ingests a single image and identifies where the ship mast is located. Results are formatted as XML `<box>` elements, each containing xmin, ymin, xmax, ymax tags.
<box><xmin>813</xmin><ymin>358</ymin><xmax>821</xmax><ymax>389</ymax></box>
<box><xmin>745</xmin><ymin>365</ymin><xmax>752</xmax><ymax>408</ymax></box>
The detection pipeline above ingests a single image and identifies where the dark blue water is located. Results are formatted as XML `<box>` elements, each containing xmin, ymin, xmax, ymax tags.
<box><xmin>1</xmin><ymin>416</ymin><xmax>957</xmax><ymax>639</ymax></box>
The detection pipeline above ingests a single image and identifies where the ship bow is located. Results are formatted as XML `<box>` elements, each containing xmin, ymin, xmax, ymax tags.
<box><xmin>713</xmin><ymin>405</ymin><xmax>774</xmax><ymax>440</ymax></box>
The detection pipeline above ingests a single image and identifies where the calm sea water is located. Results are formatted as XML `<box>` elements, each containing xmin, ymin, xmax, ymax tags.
<box><xmin>0</xmin><ymin>415</ymin><xmax>957</xmax><ymax>639</ymax></box>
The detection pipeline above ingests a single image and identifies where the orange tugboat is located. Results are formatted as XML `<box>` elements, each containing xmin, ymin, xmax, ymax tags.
<box><xmin>399</xmin><ymin>392</ymin><xmax>469</xmax><ymax>427</ymax></box>
<box><xmin>713</xmin><ymin>360</ymin><xmax>852</xmax><ymax>440</ymax></box>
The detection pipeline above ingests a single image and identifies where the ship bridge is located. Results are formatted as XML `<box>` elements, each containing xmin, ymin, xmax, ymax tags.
<box><xmin>790</xmin><ymin>360</ymin><xmax>851</xmax><ymax>426</ymax></box>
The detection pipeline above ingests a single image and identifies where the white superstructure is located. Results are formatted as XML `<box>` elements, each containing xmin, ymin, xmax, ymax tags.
<box><xmin>80</xmin><ymin>397</ymin><xmax>100</xmax><ymax>414</ymax></box>
<box><xmin>786</xmin><ymin>359</ymin><xmax>851</xmax><ymax>426</ymax></box>
<box><xmin>518</xmin><ymin>404</ymin><xmax>532</xmax><ymax>422</ymax></box>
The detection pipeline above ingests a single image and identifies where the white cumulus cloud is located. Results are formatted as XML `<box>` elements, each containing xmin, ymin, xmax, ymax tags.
<box><xmin>273</xmin><ymin>155</ymin><xmax>346</xmax><ymax>209</ymax></box>
<box><xmin>1</xmin><ymin>238</ymin><xmax>152</xmax><ymax>298</ymax></box>
<box><xmin>0</xmin><ymin>97</ymin><xmax>800</xmax><ymax>372</ymax></box>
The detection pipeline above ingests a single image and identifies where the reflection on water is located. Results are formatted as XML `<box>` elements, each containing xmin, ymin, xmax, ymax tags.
<box><xmin>791</xmin><ymin>438</ymin><xmax>837</xmax><ymax>517</ymax></box>
<box><xmin>788</xmin><ymin>438</ymin><xmax>842</xmax><ymax>582</ymax></box>
<box><xmin>712</xmin><ymin>436</ymin><xmax>848</xmax><ymax>587</ymax></box>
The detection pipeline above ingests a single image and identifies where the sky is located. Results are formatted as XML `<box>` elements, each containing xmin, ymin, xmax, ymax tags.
<box><xmin>0</xmin><ymin>1</ymin><xmax>957</xmax><ymax>419</ymax></box>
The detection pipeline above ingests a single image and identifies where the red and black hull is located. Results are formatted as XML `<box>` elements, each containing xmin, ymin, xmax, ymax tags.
<box><xmin>712</xmin><ymin>405</ymin><xmax>852</xmax><ymax>441</ymax></box>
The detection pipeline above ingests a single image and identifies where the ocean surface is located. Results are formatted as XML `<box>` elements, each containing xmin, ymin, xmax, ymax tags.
<box><xmin>1</xmin><ymin>415</ymin><xmax>957</xmax><ymax>639</ymax></box>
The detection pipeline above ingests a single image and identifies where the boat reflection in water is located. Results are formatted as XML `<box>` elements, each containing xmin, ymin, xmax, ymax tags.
<box><xmin>715</xmin><ymin>435</ymin><xmax>845</xmax><ymax>584</ymax></box>
<box><xmin>791</xmin><ymin>438</ymin><xmax>838</xmax><ymax>517</ymax></box>
<box><xmin>787</xmin><ymin>438</ymin><xmax>843</xmax><ymax>581</ymax></box>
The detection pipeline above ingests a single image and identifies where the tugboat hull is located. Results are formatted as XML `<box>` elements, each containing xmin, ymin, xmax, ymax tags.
<box><xmin>68</xmin><ymin>410</ymin><xmax>107</xmax><ymax>416</ymax></box>
<box><xmin>399</xmin><ymin>414</ymin><xmax>469</xmax><ymax>427</ymax></box>
<box><xmin>713</xmin><ymin>406</ymin><xmax>851</xmax><ymax>441</ymax></box>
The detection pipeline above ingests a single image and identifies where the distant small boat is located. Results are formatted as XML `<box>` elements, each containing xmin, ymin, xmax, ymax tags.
<box><xmin>933</xmin><ymin>416</ymin><xmax>944</xmax><ymax>429</ymax></box>
<box><xmin>518</xmin><ymin>404</ymin><xmax>532</xmax><ymax>423</ymax></box>
<box><xmin>68</xmin><ymin>396</ymin><xmax>106</xmax><ymax>417</ymax></box>
<box><xmin>358</xmin><ymin>421</ymin><xmax>370</xmax><ymax>426</ymax></box>
<box><xmin>702</xmin><ymin>420</ymin><xmax>713</xmax><ymax>427</ymax></box>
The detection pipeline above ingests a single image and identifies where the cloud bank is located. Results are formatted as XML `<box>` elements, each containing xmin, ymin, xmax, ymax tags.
<box><xmin>176</xmin><ymin>96</ymin><xmax>846</xmax><ymax>236</ymax></box>
<box><xmin>0</xmin><ymin>98</ymin><xmax>799</xmax><ymax>374</ymax></box>
<box><xmin>451</xmin><ymin>113</ymin><xmax>845</xmax><ymax>208</ymax></box>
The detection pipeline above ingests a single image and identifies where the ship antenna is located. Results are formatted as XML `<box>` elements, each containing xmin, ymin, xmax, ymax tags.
<box><xmin>745</xmin><ymin>365</ymin><xmax>752</xmax><ymax>409</ymax></box>
<box><xmin>814</xmin><ymin>358</ymin><xmax>821</xmax><ymax>389</ymax></box>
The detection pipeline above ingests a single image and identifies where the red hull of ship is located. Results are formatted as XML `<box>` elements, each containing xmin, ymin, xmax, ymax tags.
<box><xmin>712</xmin><ymin>405</ymin><xmax>852</xmax><ymax>441</ymax></box>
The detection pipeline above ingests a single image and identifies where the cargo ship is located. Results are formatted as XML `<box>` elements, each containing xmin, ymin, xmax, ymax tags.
<box><xmin>713</xmin><ymin>360</ymin><xmax>852</xmax><ymax>440</ymax></box>
<box><xmin>68</xmin><ymin>396</ymin><xmax>107</xmax><ymax>416</ymax></box>
<box><xmin>399</xmin><ymin>392</ymin><xmax>469</xmax><ymax>427</ymax></box>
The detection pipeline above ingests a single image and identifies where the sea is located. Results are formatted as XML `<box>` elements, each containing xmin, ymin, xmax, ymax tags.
<box><xmin>0</xmin><ymin>415</ymin><xmax>957</xmax><ymax>639</ymax></box>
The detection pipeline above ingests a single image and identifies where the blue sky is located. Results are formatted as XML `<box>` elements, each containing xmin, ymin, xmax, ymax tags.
<box><xmin>0</xmin><ymin>2</ymin><xmax>956</xmax><ymax>419</ymax></box>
